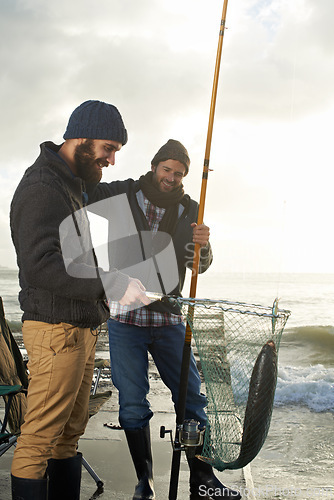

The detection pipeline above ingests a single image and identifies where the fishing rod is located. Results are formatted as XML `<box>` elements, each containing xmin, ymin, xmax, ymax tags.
<box><xmin>166</xmin><ymin>1</ymin><xmax>230</xmax><ymax>498</ymax></box>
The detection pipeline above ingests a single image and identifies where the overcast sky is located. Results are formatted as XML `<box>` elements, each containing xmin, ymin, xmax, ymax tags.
<box><xmin>1</xmin><ymin>0</ymin><xmax>333</xmax><ymax>276</ymax></box>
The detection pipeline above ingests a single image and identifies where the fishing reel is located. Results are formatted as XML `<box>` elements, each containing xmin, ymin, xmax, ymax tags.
<box><xmin>160</xmin><ymin>419</ymin><xmax>203</xmax><ymax>450</ymax></box>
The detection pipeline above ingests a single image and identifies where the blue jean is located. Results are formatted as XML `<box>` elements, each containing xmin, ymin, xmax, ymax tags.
<box><xmin>108</xmin><ymin>319</ymin><xmax>207</xmax><ymax>430</ymax></box>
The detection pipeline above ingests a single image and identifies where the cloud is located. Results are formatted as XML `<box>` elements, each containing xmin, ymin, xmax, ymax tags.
<box><xmin>0</xmin><ymin>0</ymin><xmax>333</xmax><ymax>273</ymax></box>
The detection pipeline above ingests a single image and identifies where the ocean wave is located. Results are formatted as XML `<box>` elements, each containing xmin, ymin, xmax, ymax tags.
<box><xmin>6</xmin><ymin>319</ymin><xmax>22</xmax><ymax>333</ymax></box>
<box><xmin>283</xmin><ymin>325</ymin><xmax>334</xmax><ymax>347</ymax></box>
<box><xmin>275</xmin><ymin>364</ymin><xmax>334</xmax><ymax>413</ymax></box>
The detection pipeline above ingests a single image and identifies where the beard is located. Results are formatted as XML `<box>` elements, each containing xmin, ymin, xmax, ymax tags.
<box><xmin>152</xmin><ymin>171</ymin><xmax>177</xmax><ymax>192</ymax></box>
<box><xmin>74</xmin><ymin>139</ymin><xmax>105</xmax><ymax>183</ymax></box>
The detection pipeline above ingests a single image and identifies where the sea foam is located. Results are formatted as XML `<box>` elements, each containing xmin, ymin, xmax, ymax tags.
<box><xmin>275</xmin><ymin>364</ymin><xmax>334</xmax><ymax>413</ymax></box>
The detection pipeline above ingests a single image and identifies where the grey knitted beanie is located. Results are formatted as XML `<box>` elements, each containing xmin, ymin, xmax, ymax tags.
<box><xmin>63</xmin><ymin>100</ymin><xmax>128</xmax><ymax>145</ymax></box>
<box><xmin>151</xmin><ymin>139</ymin><xmax>190</xmax><ymax>175</ymax></box>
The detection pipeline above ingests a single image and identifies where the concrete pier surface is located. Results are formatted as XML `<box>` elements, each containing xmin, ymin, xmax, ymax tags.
<box><xmin>0</xmin><ymin>351</ymin><xmax>246</xmax><ymax>499</ymax></box>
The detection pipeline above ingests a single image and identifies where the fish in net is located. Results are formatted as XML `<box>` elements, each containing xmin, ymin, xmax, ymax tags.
<box><xmin>172</xmin><ymin>297</ymin><xmax>290</xmax><ymax>472</ymax></box>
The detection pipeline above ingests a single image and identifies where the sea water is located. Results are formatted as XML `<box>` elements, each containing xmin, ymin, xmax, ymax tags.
<box><xmin>192</xmin><ymin>271</ymin><xmax>334</xmax><ymax>415</ymax></box>
<box><xmin>1</xmin><ymin>268</ymin><xmax>333</xmax><ymax>498</ymax></box>
<box><xmin>193</xmin><ymin>271</ymin><xmax>334</xmax><ymax>499</ymax></box>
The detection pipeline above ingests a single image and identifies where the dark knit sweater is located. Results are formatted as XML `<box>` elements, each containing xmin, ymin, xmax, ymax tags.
<box><xmin>10</xmin><ymin>142</ymin><xmax>129</xmax><ymax>327</ymax></box>
<box><xmin>87</xmin><ymin>178</ymin><xmax>213</xmax><ymax>315</ymax></box>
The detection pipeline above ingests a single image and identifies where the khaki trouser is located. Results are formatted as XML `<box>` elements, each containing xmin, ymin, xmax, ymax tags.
<box><xmin>11</xmin><ymin>321</ymin><xmax>97</xmax><ymax>479</ymax></box>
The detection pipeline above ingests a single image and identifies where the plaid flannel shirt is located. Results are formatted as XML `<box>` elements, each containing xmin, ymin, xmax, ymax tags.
<box><xmin>108</xmin><ymin>193</ymin><xmax>183</xmax><ymax>327</ymax></box>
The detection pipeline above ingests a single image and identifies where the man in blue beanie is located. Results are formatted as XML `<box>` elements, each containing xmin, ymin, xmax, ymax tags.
<box><xmin>9</xmin><ymin>100</ymin><xmax>150</xmax><ymax>500</ymax></box>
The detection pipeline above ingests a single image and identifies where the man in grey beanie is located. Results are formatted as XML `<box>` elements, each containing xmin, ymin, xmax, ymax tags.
<box><xmin>9</xmin><ymin>100</ymin><xmax>150</xmax><ymax>500</ymax></box>
<box><xmin>87</xmin><ymin>139</ymin><xmax>241</xmax><ymax>499</ymax></box>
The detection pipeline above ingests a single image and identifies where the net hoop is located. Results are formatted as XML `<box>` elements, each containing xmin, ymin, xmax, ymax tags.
<box><xmin>173</xmin><ymin>296</ymin><xmax>291</xmax><ymax>320</ymax></box>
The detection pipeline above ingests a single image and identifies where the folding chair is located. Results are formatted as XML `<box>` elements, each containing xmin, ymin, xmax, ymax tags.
<box><xmin>0</xmin><ymin>384</ymin><xmax>26</xmax><ymax>457</ymax></box>
<box><xmin>0</xmin><ymin>296</ymin><xmax>111</xmax><ymax>490</ymax></box>
<box><xmin>0</xmin><ymin>296</ymin><xmax>28</xmax><ymax>461</ymax></box>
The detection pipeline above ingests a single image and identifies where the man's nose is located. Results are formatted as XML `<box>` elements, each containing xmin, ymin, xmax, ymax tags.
<box><xmin>106</xmin><ymin>151</ymin><xmax>116</xmax><ymax>165</ymax></box>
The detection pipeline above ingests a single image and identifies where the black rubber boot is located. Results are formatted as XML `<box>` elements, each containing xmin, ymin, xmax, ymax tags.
<box><xmin>11</xmin><ymin>474</ymin><xmax>48</xmax><ymax>500</ymax></box>
<box><xmin>124</xmin><ymin>425</ymin><xmax>155</xmax><ymax>500</ymax></box>
<box><xmin>47</xmin><ymin>452</ymin><xmax>82</xmax><ymax>500</ymax></box>
<box><xmin>186</xmin><ymin>444</ymin><xmax>241</xmax><ymax>499</ymax></box>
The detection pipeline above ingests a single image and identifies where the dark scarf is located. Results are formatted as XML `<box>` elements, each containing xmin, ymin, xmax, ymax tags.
<box><xmin>138</xmin><ymin>171</ymin><xmax>187</xmax><ymax>235</ymax></box>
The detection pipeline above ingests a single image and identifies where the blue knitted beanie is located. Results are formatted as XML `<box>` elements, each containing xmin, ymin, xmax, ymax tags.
<box><xmin>63</xmin><ymin>100</ymin><xmax>128</xmax><ymax>145</ymax></box>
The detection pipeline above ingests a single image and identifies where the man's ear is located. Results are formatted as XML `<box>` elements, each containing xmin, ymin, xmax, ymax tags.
<box><xmin>73</xmin><ymin>138</ymin><xmax>86</xmax><ymax>145</ymax></box>
<box><xmin>151</xmin><ymin>164</ymin><xmax>156</xmax><ymax>173</ymax></box>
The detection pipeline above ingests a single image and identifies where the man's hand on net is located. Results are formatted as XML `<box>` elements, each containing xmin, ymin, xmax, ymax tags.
<box><xmin>119</xmin><ymin>278</ymin><xmax>151</xmax><ymax>306</ymax></box>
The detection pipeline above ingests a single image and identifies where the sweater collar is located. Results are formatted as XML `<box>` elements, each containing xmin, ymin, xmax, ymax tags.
<box><xmin>40</xmin><ymin>141</ymin><xmax>85</xmax><ymax>202</ymax></box>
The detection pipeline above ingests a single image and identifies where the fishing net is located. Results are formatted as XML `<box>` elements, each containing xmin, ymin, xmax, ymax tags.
<box><xmin>176</xmin><ymin>297</ymin><xmax>290</xmax><ymax>472</ymax></box>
